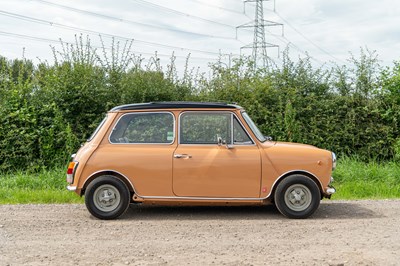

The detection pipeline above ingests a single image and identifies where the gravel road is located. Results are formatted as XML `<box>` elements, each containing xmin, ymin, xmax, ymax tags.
<box><xmin>0</xmin><ymin>200</ymin><xmax>399</xmax><ymax>266</ymax></box>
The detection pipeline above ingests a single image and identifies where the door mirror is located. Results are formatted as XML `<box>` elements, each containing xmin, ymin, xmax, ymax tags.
<box><xmin>217</xmin><ymin>135</ymin><xmax>233</xmax><ymax>149</ymax></box>
<box><xmin>264</xmin><ymin>136</ymin><xmax>273</xmax><ymax>141</ymax></box>
<box><xmin>217</xmin><ymin>135</ymin><xmax>225</xmax><ymax>146</ymax></box>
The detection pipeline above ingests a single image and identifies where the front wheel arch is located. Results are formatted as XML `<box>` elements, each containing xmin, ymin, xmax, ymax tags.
<box><xmin>273</xmin><ymin>174</ymin><xmax>321</xmax><ymax>219</ymax></box>
<box><xmin>270</xmin><ymin>171</ymin><xmax>323</xmax><ymax>202</ymax></box>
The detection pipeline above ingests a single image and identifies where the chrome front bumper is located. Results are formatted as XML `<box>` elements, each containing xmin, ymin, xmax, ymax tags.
<box><xmin>326</xmin><ymin>187</ymin><xmax>336</xmax><ymax>195</ymax></box>
<box><xmin>324</xmin><ymin>176</ymin><xmax>336</xmax><ymax>198</ymax></box>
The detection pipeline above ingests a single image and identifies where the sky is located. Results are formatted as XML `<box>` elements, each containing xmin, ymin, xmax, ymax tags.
<box><xmin>0</xmin><ymin>0</ymin><xmax>399</xmax><ymax>75</ymax></box>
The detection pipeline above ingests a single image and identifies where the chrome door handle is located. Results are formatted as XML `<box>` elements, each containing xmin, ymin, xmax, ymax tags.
<box><xmin>174</xmin><ymin>154</ymin><xmax>192</xmax><ymax>159</ymax></box>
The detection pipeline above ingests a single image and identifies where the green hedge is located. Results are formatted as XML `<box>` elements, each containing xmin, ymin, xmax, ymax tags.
<box><xmin>1</xmin><ymin>41</ymin><xmax>400</xmax><ymax>171</ymax></box>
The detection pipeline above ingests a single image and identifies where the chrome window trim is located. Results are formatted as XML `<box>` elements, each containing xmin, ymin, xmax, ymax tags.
<box><xmin>231</xmin><ymin>113</ymin><xmax>255</xmax><ymax>145</ymax></box>
<box><xmin>178</xmin><ymin>111</ymin><xmax>255</xmax><ymax>146</ymax></box>
<box><xmin>108</xmin><ymin>111</ymin><xmax>176</xmax><ymax>145</ymax></box>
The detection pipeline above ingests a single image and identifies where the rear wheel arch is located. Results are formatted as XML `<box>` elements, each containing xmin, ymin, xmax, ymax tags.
<box><xmin>82</xmin><ymin>170</ymin><xmax>135</xmax><ymax>197</ymax></box>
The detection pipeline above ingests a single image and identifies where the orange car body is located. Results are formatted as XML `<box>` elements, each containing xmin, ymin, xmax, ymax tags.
<box><xmin>67</xmin><ymin>102</ymin><xmax>336</xmax><ymax>218</ymax></box>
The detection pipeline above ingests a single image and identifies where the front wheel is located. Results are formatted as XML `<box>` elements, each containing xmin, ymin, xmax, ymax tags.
<box><xmin>274</xmin><ymin>175</ymin><xmax>321</xmax><ymax>219</ymax></box>
<box><xmin>85</xmin><ymin>175</ymin><xmax>130</xmax><ymax>220</ymax></box>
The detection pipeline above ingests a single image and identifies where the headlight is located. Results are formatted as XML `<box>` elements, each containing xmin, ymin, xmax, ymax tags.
<box><xmin>332</xmin><ymin>152</ymin><xmax>337</xmax><ymax>170</ymax></box>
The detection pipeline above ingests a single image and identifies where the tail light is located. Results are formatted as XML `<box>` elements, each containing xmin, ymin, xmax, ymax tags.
<box><xmin>66</xmin><ymin>161</ymin><xmax>78</xmax><ymax>184</ymax></box>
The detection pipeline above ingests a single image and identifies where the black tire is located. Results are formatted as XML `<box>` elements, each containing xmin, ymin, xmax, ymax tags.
<box><xmin>274</xmin><ymin>174</ymin><xmax>321</xmax><ymax>219</ymax></box>
<box><xmin>85</xmin><ymin>175</ymin><xmax>130</xmax><ymax>220</ymax></box>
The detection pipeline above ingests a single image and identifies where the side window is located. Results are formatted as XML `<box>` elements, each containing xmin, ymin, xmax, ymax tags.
<box><xmin>233</xmin><ymin>117</ymin><xmax>253</xmax><ymax>144</ymax></box>
<box><xmin>110</xmin><ymin>113</ymin><xmax>174</xmax><ymax>144</ymax></box>
<box><xmin>88</xmin><ymin>115</ymin><xmax>108</xmax><ymax>142</ymax></box>
<box><xmin>180</xmin><ymin>112</ymin><xmax>231</xmax><ymax>144</ymax></box>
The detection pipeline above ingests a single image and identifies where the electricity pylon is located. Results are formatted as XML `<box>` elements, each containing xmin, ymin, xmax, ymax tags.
<box><xmin>237</xmin><ymin>0</ymin><xmax>283</xmax><ymax>69</ymax></box>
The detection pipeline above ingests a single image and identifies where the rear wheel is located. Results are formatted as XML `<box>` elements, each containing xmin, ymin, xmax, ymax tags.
<box><xmin>85</xmin><ymin>175</ymin><xmax>130</xmax><ymax>220</ymax></box>
<box><xmin>274</xmin><ymin>175</ymin><xmax>321</xmax><ymax>219</ymax></box>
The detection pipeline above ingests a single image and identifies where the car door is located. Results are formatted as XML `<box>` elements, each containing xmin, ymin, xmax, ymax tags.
<box><xmin>173</xmin><ymin>111</ymin><xmax>261</xmax><ymax>198</ymax></box>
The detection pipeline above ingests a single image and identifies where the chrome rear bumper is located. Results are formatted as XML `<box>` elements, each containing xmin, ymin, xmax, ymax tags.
<box><xmin>67</xmin><ymin>185</ymin><xmax>77</xmax><ymax>191</ymax></box>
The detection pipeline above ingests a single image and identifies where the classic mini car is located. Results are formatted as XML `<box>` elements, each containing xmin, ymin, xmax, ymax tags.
<box><xmin>66</xmin><ymin>102</ymin><xmax>336</xmax><ymax>219</ymax></box>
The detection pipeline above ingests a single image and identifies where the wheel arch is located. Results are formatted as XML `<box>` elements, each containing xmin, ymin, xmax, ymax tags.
<box><xmin>269</xmin><ymin>170</ymin><xmax>323</xmax><ymax>202</ymax></box>
<box><xmin>81</xmin><ymin>170</ymin><xmax>135</xmax><ymax>196</ymax></box>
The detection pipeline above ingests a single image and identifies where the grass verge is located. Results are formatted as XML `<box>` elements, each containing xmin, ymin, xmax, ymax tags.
<box><xmin>0</xmin><ymin>158</ymin><xmax>399</xmax><ymax>204</ymax></box>
<box><xmin>332</xmin><ymin>157</ymin><xmax>400</xmax><ymax>199</ymax></box>
<box><xmin>0</xmin><ymin>167</ymin><xmax>83</xmax><ymax>204</ymax></box>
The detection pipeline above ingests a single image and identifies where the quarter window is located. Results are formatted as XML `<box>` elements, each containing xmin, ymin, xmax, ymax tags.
<box><xmin>233</xmin><ymin>117</ymin><xmax>252</xmax><ymax>144</ymax></box>
<box><xmin>110</xmin><ymin>112</ymin><xmax>174</xmax><ymax>144</ymax></box>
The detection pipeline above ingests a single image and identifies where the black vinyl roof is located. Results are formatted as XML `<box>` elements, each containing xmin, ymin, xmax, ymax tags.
<box><xmin>110</xmin><ymin>102</ymin><xmax>242</xmax><ymax>111</ymax></box>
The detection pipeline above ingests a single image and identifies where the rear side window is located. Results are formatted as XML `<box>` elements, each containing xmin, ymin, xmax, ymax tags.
<box><xmin>88</xmin><ymin>115</ymin><xmax>108</xmax><ymax>142</ymax></box>
<box><xmin>110</xmin><ymin>112</ymin><xmax>174</xmax><ymax>144</ymax></box>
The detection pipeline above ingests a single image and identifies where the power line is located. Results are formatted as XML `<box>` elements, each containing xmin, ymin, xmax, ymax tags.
<box><xmin>30</xmin><ymin>0</ymin><xmax>237</xmax><ymax>40</ymax></box>
<box><xmin>0</xmin><ymin>10</ymin><xmax>236</xmax><ymax>57</ymax></box>
<box><xmin>0</xmin><ymin>30</ymin><xmax>61</xmax><ymax>45</ymax></box>
<box><xmin>131</xmin><ymin>0</ymin><xmax>238</xmax><ymax>30</ymax></box>
<box><xmin>263</xmin><ymin>27</ymin><xmax>328</xmax><ymax>66</ymax></box>
<box><xmin>274</xmin><ymin>11</ymin><xmax>346</xmax><ymax>64</ymax></box>
<box><xmin>0</xmin><ymin>30</ymin><xmax>220</xmax><ymax>61</ymax></box>
<box><xmin>240</xmin><ymin>0</ymin><xmax>343</xmax><ymax>66</ymax></box>
<box><xmin>187</xmin><ymin>0</ymin><xmax>245</xmax><ymax>15</ymax></box>
<box><xmin>131</xmin><ymin>0</ymin><xmax>258</xmax><ymax>38</ymax></box>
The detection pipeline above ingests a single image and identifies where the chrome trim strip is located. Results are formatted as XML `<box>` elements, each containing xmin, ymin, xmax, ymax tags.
<box><xmin>138</xmin><ymin>170</ymin><xmax>323</xmax><ymax>201</ymax></box>
<box><xmin>67</xmin><ymin>186</ymin><xmax>77</xmax><ymax>191</ymax></box>
<box><xmin>84</xmin><ymin>169</ymin><xmax>262</xmax><ymax>201</ymax></box>
<box><xmin>83</xmin><ymin>169</ymin><xmax>323</xmax><ymax>202</ymax></box>
<box><xmin>108</xmin><ymin>111</ymin><xmax>176</xmax><ymax>145</ymax></box>
<box><xmin>230</xmin><ymin>113</ymin><xmax>234</xmax><ymax>144</ymax></box>
<box><xmin>138</xmin><ymin>195</ymin><xmax>263</xmax><ymax>201</ymax></box>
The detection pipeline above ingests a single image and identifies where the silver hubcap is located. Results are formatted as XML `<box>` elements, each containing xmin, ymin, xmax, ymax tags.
<box><xmin>93</xmin><ymin>184</ymin><xmax>121</xmax><ymax>212</ymax></box>
<box><xmin>284</xmin><ymin>184</ymin><xmax>312</xmax><ymax>212</ymax></box>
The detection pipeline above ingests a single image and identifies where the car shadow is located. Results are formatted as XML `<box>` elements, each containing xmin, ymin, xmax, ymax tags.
<box><xmin>120</xmin><ymin>201</ymin><xmax>380</xmax><ymax>221</ymax></box>
<box><xmin>123</xmin><ymin>204</ymin><xmax>282</xmax><ymax>220</ymax></box>
<box><xmin>313</xmin><ymin>201</ymin><xmax>381</xmax><ymax>219</ymax></box>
